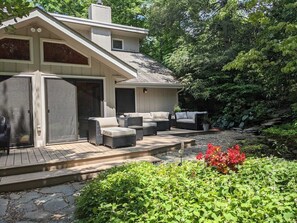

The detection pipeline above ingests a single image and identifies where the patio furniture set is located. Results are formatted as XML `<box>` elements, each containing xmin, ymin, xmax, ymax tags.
<box><xmin>88</xmin><ymin>111</ymin><xmax>208</xmax><ymax>149</ymax></box>
<box><xmin>0</xmin><ymin>111</ymin><xmax>208</xmax><ymax>153</ymax></box>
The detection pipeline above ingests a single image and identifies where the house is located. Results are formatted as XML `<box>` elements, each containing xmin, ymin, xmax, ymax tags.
<box><xmin>0</xmin><ymin>3</ymin><xmax>182</xmax><ymax>148</ymax></box>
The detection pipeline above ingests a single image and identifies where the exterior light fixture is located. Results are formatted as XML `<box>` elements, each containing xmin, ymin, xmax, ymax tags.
<box><xmin>30</xmin><ymin>27</ymin><xmax>42</xmax><ymax>33</ymax></box>
<box><xmin>143</xmin><ymin>88</ymin><xmax>148</xmax><ymax>94</ymax></box>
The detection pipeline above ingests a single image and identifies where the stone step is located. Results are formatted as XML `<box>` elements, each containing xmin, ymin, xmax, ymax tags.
<box><xmin>0</xmin><ymin>156</ymin><xmax>161</xmax><ymax>192</ymax></box>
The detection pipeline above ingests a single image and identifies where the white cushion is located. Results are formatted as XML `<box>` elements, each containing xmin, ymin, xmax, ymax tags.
<box><xmin>175</xmin><ymin>112</ymin><xmax>187</xmax><ymax>120</ymax></box>
<box><xmin>94</xmin><ymin>117</ymin><xmax>118</xmax><ymax>128</ymax></box>
<box><xmin>177</xmin><ymin>119</ymin><xmax>195</xmax><ymax>123</ymax></box>
<box><xmin>143</xmin><ymin>122</ymin><xmax>157</xmax><ymax>127</ymax></box>
<box><xmin>151</xmin><ymin>112</ymin><xmax>169</xmax><ymax>119</ymax></box>
<box><xmin>138</xmin><ymin>113</ymin><xmax>153</xmax><ymax>119</ymax></box>
<box><xmin>143</xmin><ymin>118</ymin><xmax>154</xmax><ymax>122</ymax></box>
<box><xmin>124</xmin><ymin>113</ymin><xmax>139</xmax><ymax>117</ymax></box>
<box><xmin>152</xmin><ymin>118</ymin><xmax>169</xmax><ymax>122</ymax></box>
<box><xmin>102</xmin><ymin>127</ymin><xmax>136</xmax><ymax>137</ymax></box>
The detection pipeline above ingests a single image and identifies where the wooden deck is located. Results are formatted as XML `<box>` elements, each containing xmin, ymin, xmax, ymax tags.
<box><xmin>0</xmin><ymin>133</ymin><xmax>196</xmax><ymax>169</ymax></box>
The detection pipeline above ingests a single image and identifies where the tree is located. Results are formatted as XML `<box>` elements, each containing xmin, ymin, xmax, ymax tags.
<box><xmin>0</xmin><ymin>0</ymin><xmax>32</xmax><ymax>26</ymax></box>
<box><xmin>32</xmin><ymin>0</ymin><xmax>148</xmax><ymax>28</ymax></box>
<box><xmin>145</xmin><ymin>0</ymin><xmax>297</xmax><ymax>128</ymax></box>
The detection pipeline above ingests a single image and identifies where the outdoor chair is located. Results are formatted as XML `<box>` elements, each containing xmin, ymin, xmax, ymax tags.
<box><xmin>175</xmin><ymin>111</ymin><xmax>208</xmax><ymax>130</ymax></box>
<box><xmin>0</xmin><ymin>116</ymin><xmax>11</xmax><ymax>155</ymax></box>
<box><xmin>88</xmin><ymin>117</ymin><xmax>136</xmax><ymax>148</ymax></box>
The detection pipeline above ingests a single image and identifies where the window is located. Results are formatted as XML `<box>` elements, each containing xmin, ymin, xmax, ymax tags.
<box><xmin>0</xmin><ymin>38</ymin><xmax>30</xmax><ymax>61</ymax></box>
<box><xmin>112</xmin><ymin>39</ymin><xmax>124</xmax><ymax>50</ymax></box>
<box><xmin>43</xmin><ymin>41</ymin><xmax>89</xmax><ymax>65</ymax></box>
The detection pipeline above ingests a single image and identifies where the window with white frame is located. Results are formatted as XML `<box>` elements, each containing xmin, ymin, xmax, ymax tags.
<box><xmin>42</xmin><ymin>39</ymin><xmax>89</xmax><ymax>66</ymax></box>
<box><xmin>0</xmin><ymin>37</ymin><xmax>31</xmax><ymax>61</ymax></box>
<box><xmin>112</xmin><ymin>38</ymin><xmax>124</xmax><ymax>50</ymax></box>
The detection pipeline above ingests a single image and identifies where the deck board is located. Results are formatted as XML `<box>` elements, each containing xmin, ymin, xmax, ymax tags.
<box><xmin>0</xmin><ymin>128</ymin><xmax>205</xmax><ymax>170</ymax></box>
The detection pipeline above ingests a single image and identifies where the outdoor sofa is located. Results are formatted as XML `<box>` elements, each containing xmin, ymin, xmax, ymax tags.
<box><xmin>175</xmin><ymin>111</ymin><xmax>208</xmax><ymax>130</ymax></box>
<box><xmin>88</xmin><ymin>117</ymin><xmax>136</xmax><ymax>148</ymax></box>
<box><xmin>124</xmin><ymin>112</ymin><xmax>171</xmax><ymax>131</ymax></box>
<box><xmin>0</xmin><ymin>116</ymin><xmax>10</xmax><ymax>155</ymax></box>
<box><xmin>118</xmin><ymin>116</ymin><xmax>157</xmax><ymax>136</ymax></box>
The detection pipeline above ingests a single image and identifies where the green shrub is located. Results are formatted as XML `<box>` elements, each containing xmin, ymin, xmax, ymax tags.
<box><xmin>263</xmin><ymin>121</ymin><xmax>297</xmax><ymax>158</ymax></box>
<box><xmin>75</xmin><ymin>159</ymin><xmax>297</xmax><ymax>223</ymax></box>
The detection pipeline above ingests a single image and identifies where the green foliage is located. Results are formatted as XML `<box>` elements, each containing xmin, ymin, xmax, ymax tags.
<box><xmin>173</xmin><ymin>104</ymin><xmax>181</xmax><ymax>113</ymax></box>
<box><xmin>144</xmin><ymin>0</ymin><xmax>297</xmax><ymax>128</ymax></box>
<box><xmin>0</xmin><ymin>0</ymin><xmax>32</xmax><ymax>26</ymax></box>
<box><xmin>263</xmin><ymin>121</ymin><xmax>297</xmax><ymax>158</ymax></box>
<box><xmin>103</xmin><ymin>0</ymin><xmax>148</xmax><ymax>27</ymax></box>
<box><xmin>32</xmin><ymin>0</ymin><xmax>95</xmax><ymax>18</ymax></box>
<box><xmin>76</xmin><ymin>160</ymin><xmax>297</xmax><ymax>222</ymax></box>
<box><xmin>32</xmin><ymin>0</ymin><xmax>148</xmax><ymax>27</ymax></box>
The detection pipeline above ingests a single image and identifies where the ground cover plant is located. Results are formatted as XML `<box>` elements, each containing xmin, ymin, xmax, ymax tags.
<box><xmin>76</xmin><ymin>158</ymin><xmax>297</xmax><ymax>222</ymax></box>
<box><xmin>239</xmin><ymin>120</ymin><xmax>297</xmax><ymax>160</ymax></box>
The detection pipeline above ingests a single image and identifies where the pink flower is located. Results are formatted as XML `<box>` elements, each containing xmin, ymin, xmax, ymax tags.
<box><xmin>196</xmin><ymin>153</ymin><xmax>204</xmax><ymax>160</ymax></box>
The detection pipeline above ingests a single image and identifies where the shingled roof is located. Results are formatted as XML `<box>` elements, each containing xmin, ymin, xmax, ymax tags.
<box><xmin>112</xmin><ymin>51</ymin><xmax>181</xmax><ymax>87</ymax></box>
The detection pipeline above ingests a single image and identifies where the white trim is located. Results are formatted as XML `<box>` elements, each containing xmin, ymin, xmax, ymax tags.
<box><xmin>40</xmin><ymin>38</ymin><xmax>91</xmax><ymax>67</ymax></box>
<box><xmin>0</xmin><ymin>35</ymin><xmax>34</xmax><ymax>64</ymax></box>
<box><xmin>112</xmin><ymin>38</ymin><xmax>124</xmax><ymax>51</ymax></box>
<box><xmin>116</xmin><ymin>83</ymin><xmax>183</xmax><ymax>89</ymax></box>
<box><xmin>52</xmin><ymin>13</ymin><xmax>148</xmax><ymax>35</ymax></box>
<box><xmin>1</xmin><ymin>9</ymin><xmax>137</xmax><ymax>79</ymax></box>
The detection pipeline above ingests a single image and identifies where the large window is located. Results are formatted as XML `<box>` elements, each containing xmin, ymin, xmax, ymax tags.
<box><xmin>0</xmin><ymin>38</ymin><xmax>31</xmax><ymax>61</ymax></box>
<box><xmin>43</xmin><ymin>41</ymin><xmax>89</xmax><ymax>65</ymax></box>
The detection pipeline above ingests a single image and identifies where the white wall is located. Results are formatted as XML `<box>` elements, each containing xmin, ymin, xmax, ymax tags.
<box><xmin>112</xmin><ymin>34</ymin><xmax>139</xmax><ymax>52</ymax></box>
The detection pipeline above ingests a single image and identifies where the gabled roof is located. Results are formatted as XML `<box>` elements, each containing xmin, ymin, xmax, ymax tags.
<box><xmin>0</xmin><ymin>8</ymin><xmax>137</xmax><ymax>79</ymax></box>
<box><xmin>113</xmin><ymin>51</ymin><xmax>182</xmax><ymax>88</ymax></box>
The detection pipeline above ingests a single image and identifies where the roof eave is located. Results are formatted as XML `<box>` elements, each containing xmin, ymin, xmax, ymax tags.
<box><xmin>116</xmin><ymin>82</ymin><xmax>183</xmax><ymax>89</ymax></box>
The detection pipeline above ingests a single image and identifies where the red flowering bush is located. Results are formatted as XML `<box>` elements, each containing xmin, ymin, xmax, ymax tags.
<box><xmin>196</xmin><ymin>144</ymin><xmax>246</xmax><ymax>174</ymax></box>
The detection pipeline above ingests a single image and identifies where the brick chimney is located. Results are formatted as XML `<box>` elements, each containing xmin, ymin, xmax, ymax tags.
<box><xmin>88</xmin><ymin>1</ymin><xmax>111</xmax><ymax>23</ymax></box>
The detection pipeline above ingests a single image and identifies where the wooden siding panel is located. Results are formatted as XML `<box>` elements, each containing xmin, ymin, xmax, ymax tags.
<box><xmin>136</xmin><ymin>88</ymin><xmax>178</xmax><ymax>113</ymax></box>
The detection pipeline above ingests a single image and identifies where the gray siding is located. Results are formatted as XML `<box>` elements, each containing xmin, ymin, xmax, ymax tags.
<box><xmin>136</xmin><ymin>88</ymin><xmax>178</xmax><ymax>113</ymax></box>
<box><xmin>112</xmin><ymin>35</ymin><xmax>139</xmax><ymax>52</ymax></box>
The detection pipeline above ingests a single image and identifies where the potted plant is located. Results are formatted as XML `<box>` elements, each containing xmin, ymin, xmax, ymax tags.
<box><xmin>202</xmin><ymin>116</ymin><xmax>211</xmax><ymax>131</ymax></box>
<box><xmin>173</xmin><ymin>104</ymin><xmax>181</xmax><ymax>113</ymax></box>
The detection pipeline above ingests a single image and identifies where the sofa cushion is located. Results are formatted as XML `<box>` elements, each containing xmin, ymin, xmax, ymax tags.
<box><xmin>175</xmin><ymin>112</ymin><xmax>187</xmax><ymax>120</ymax></box>
<box><xmin>143</xmin><ymin>122</ymin><xmax>157</xmax><ymax>127</ymax></box>
<box><xmin>186</xmin><ymin>112</ymin><xmax>197</xmax><ymax>120</ymax></box>
<box><xmin>151</xmin><ymin>112</ymin><xmax>169</xmax><ymax>119</ymax></box>
<box><xmin>124</xmin><ymin>113</ymin><xmax>140</xmax><ymax>118</ymax></box>
<box><xmin>152</xmin><ymin>118</ymin><xmax>169</xmax><ymax>122</ymax></box>
<box><xmin>94</xmin><ymin>117</ymin><xmax>119</xmax><ymax>128</ymax></box>
<box><xmin>138</xmin><ymin>113</ymin><xmax>153</xmax><ymax>119</ymax></box>
<box><xmin>176</xmin><ymin>119</ymin><xmax>195</xmax><ymax>124</ymax></box>
<box><xmin>143</xmin><ymin>118</ymin><xmax>154</xmax><ymax>122</ymax></box>
<box><xmin>102</xmin><ymin>127</ymin><xmax>136</xmax><ymax>137</ymax></box>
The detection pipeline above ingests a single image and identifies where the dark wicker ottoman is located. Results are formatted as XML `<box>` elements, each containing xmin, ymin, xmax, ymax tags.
<box><xmin>143</xmin><ymin>122</ymin><xmax>157</xmax><ymax>136</ymax></box>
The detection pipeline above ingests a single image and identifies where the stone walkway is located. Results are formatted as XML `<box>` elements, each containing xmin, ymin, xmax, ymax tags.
<box><xmin>0</xmin><ymin>130</ymin><xmax>252</xmax><ymax>223</ymax></box>
<box><xmin>0</xmin><ymin>182</ymin><xmax>84</xmax><ymax>223</ymax></box>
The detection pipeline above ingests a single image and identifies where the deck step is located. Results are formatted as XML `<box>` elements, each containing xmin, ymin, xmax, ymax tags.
<box><xmin>0</xmin><ymin>156</ymin><xmax>161</xmax><ymax>192</ymax></box>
